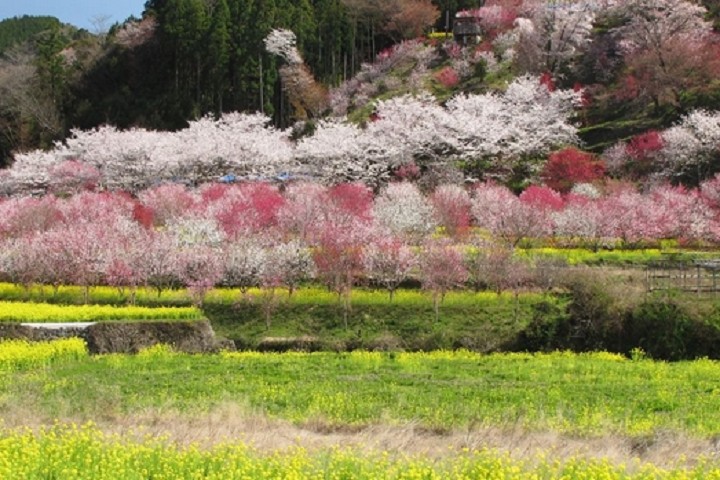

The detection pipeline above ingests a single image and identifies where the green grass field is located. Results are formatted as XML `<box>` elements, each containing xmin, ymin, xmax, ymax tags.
<box><xmin>4</xmin><ymin>340</ymin><xmax>720</xmax><ymax>478</ymax></box>
<box><xmin>3</xmin><ymin>340</ymin><xmax>720</xmax><ymax>437</ymax></box>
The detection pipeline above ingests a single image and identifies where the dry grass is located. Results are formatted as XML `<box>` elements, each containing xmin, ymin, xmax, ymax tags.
<box><xmin>3</xmin><ymin>403</ymin><xmax>719</xmax><ymax>469</ymax></box>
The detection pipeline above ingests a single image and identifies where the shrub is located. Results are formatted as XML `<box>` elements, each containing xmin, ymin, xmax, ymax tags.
<box><xmin>512</xmin><ymin>300</ymin><xmax>567</xmax><ymax>351</ymax></box>
<box><xmin>624</xmin><ymin>300</ymin><xmax>720</xmax><ymax>360</ymax></box>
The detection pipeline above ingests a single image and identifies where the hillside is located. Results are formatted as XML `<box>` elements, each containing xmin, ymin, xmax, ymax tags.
<box><xmin>2</xmin><ymin>0</ymin><xmax>720</xmax><ymax>189</ymax></box>
<box><xmin>0</xmin><ymin>15</ymin><xmax>62</xmax><ymax>55</ymax></box>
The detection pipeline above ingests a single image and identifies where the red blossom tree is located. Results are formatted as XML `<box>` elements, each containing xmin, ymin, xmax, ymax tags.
<box><xmin>434</xmin><ymin>67</ymin><xmax>460</xmax><ymax>88</ymax></box>
<box><xmin>541</xmin><ymin>147</ymin><xmax>605</xmax><ymax>193</ymax></box>
<box><xmin>519</xmin><ymin>185</ymin><xmax>564</xmax><ymax>212</ymax></box>
<box><xmin>212</xmin><ymin>183</ymin><xmax>285</xmax><ymax>239</ymax></box>
<box><xmin>624</xmin><ymin>130</ymin><xmax>664</xmax><ymax>179</ymax></box>
<box><xmin>328</xmin><ymin>182</ymin><xmax>374</xmax><ymax>224</ymax></box>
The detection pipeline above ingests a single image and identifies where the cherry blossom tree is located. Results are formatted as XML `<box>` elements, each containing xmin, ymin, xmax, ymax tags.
<box><xmin>138</xmin><ymin>184</ymin><xmax>197</xmax><ymax>227</ymax></box>
<box><xmin>658</xmin><ymin>110</ymin><xmax>720</xmax><ymax>185</ymax></box>
<box><xmin>266</xmin><ymin>239</ymin><xmax>316</xmax><ymax>296</ymax></box>
<box><xmin>471</xmin><ymin>182</ymin><xmax>551</xmax><ymax>247</ymax></box>
<box><xmin>611</xmin><ymin>0</ymin><xmax>715</xmax><ymax>108</ymax></box>
<box><xmin>167</xmin><ymin>215</ymin><xmax>224</xmax><ymax>248</ymax></box>
<box><xmin>0</xmin><ymin>238</ymin><xmax>46</xmax><ymax>293</ymax></box>
<box><xmin>176</xmin><ymin>246</ymin><xmax>223</xmax><ymax>306</ymax></box>
<box><xmin>313</xmin><ymin>221</ymin><xmax>373</xmax><ymax>329</ymax></box>
<box><xmin>373</xmin><ymin>182</ymin><xmax>435</xmax><ymax>241</ymax></box>
<box><xmin>221</xmin><ymin>236</ymin><xmax>267</xmax><ymax>293</ymax></box>
<box><xmin>363</xmin><ymin>236</ymin><xmax>417</xmax><ymax>301</ymax></box>
<box><xmin>264</xmin><ymin>29</ymin><xmax>328</xmax><ymax>120</ymax></box>
<box><xmin>430</xmin><ymin>184</ymin><xmax>472</xmax><ymax>238</ymax></box>
<box><xmin>384</xmin><ymin>0</ymin><xmax>439</xmax><ymax>41</ymax></box>
<box><xmin>514</xmin><ymin>1</ymin><xmax>596</xmax><ymax>76</ymax></box>
<box><xmin>419</xmin><ymin>238</ymin><xmax>468</xmax><ymax>322</ymax></box>
<box><xmin>551</xmin><ymin>197</ymin><xmax>611</xmax><ymax>250</ymax></box>
<box><xmin>445</xmin><ymin>75</ymin><xmax>581</xmax><ymax>181</ymax></box>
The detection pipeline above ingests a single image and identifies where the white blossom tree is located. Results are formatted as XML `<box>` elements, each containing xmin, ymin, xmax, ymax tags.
<box><xmin>373</xmin><ymin>182</ymin><xmax>436</xmax><ymax>241</ymax></box>
<box><xmin>658</xmin><ymin>110</ymin><xmax>720</xmax><ymax>184</ymax></box>
<box><xmin>514</xmin><ymin>1</ymin><xmax>596</xmax><ymax>76</ymax></box>
<box><xmin>444</xmin><ymin>75</ymin><xmax>581</xmax><ymax>181</ymax></box>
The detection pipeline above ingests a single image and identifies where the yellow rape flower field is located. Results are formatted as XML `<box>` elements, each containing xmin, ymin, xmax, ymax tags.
<box><xmin>3</xmin><ymin>339</ymin><xmax>720</xmax><ymax>478</ymax></box>
<box><xmin>0</xmin><ymin>301</ymin><xmax>203</xmax><ymax>322</ymax></box>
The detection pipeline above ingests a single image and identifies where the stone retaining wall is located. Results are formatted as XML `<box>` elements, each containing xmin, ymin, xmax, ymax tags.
<box><xmin>0</xmin><ymin>320</ymin><xmax>235</xmax><ymax>354</ymax></box>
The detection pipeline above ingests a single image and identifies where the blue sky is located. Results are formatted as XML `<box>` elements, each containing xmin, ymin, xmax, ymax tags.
<box><xmin>0</xmin><ymin>0</ymin><xmax>147</xmax><ymax>32</ymax></box>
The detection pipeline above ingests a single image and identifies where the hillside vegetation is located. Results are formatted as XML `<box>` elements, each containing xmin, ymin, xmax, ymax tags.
<box><xmin>2</xmin><ymin>0</ymin><xmax>720</xmax><ymax>186</ymax></box>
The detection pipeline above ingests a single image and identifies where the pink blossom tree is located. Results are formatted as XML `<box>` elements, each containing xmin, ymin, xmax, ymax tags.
<box><xmin>431</xmin><ymin>184</ymin><xmax>472</xmax><ymax>238</ymax></box>
<box><xmin>551</xmin><ymin>197</ymin><xmax>611</xmax><ymax>250</ymax></box>
<box><xmin>363</xmin><ymin>236</ymin><xmax>417</xmax><ymax>301</ymax></box>
<box><xmin>0</xmin><ymin>196</ymin><xmax>63</xmax><ymax>239</ymax></box>
<box><xmin>519</xmin><ymin>185</ymin><xmax>564</xmax><ymax>212</ymax></box>
<box><xmin>277</xmin><ymin>182</ymin><xmax>330</xmax><ymax>243</ymax></box>
<box><xmin>176</xmin><ymin>246</ymin><xmax>223</xmax><ymax>306</ymax></box>
<box><xmin>420</xmin><ymin>238</ymin><xmax>468</xmax><ymax>322</ymax></box>
<box><xmin>471</xmin><ymin>182</ymin><xmax>551</xmax><ymax>248</ymax></box>
<box><xmin>47</xmin><ymin>159</ymin><xmax>100</xmax><ymax>196</ymax></box>
<box><xmin>313</xmin><ymin>221</ymin><xmax>373</xmax><ymax>329</ymax></box>
<box><xmin>141</xmin><ymin>232</ymin><xmax>182</xmax><ymax>298</ymax></box>
<box><xmin>138</xmin><ymin>184</ymin><xmax>197</xmax><ymax>227</ymax></box>
<box><xmin>211</xmin><ymin>183</ymin><xmax>285</xmax><ymax>239</ymax></box>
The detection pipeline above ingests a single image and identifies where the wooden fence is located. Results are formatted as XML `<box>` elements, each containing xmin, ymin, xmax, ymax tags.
<box><xmin>646</xmin><ymin>260</ymin><xmax>720</xmax><ymax>295</ymax></box>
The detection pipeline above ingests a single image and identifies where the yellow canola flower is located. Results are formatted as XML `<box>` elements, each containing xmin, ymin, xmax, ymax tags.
<box><xmin>0</xmin><ymin>301</ymin><xmax>202</xmax><ymax>322</ymax></box>
<box><xmin>0</xmin><ymin>423</ymin><xmax>720</xmax><ymax>479</ymax></box>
